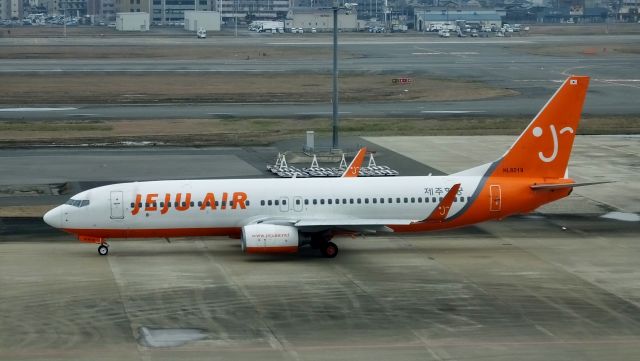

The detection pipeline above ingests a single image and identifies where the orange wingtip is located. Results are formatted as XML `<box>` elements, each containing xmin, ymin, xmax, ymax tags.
<box><xmin>417</xmin><ymin>183</ymin><xmax>461</xmax><ymax>223</ymax></box>
<box><xmin>342</xmin><ymin>147</ymin><xmax>367</xmax><ymax>178</ymax></box>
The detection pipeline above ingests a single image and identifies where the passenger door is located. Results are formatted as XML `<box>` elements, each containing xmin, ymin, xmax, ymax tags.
<box><xmin>110</xmin><ymin>191</ymin><xmax>125</xmax><ymax>219</ymax></box>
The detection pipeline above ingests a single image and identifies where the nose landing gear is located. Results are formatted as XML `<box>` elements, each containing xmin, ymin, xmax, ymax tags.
<box><xmin>98</xmin><ymin>242</ymin><xmax>109</xmax><ymax>256</ymax></box>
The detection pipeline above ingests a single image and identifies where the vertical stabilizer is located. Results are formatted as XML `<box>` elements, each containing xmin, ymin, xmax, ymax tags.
<box><xmin>494</xmin><ymin>76</ymin><xmax>589</xmax><ymax>179</ymax></box>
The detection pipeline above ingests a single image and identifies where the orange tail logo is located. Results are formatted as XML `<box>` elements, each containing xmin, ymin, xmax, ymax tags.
<box><xmin>495</xmin><ymin>76</ymin><xmax>589</xmax><ymax>179</ymax></box>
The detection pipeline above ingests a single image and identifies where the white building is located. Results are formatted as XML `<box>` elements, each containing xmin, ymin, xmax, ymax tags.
<box><xmin>116</xmin><ymin>12</ymin><xmax>150</xmax><ymax>31</ymax></box>
<box><xmin>184</xmin><ymin>10</ymin><xmax>220</xmax><ymax>31</ymax></box>
<box><xmin>286</xmin><ymin>8</ymin><xmax>358</xmax><ymax>32</ymax></box>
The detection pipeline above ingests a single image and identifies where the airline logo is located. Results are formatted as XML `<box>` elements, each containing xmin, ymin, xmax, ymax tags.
<box><xmin>532</xmin><ymin>124</ymin><xmax>574</xmax><ymax>163</ymax></box>
<box><xmin>131</xmin><ymin>192</ymin><xmax>248</xmax><ymax>215</ymax></box>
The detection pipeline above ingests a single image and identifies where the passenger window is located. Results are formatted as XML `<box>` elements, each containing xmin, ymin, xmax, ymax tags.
<box><xmin>160</xmin><ymin>202</ymin><xmax>164</xmax><ymax>207</ymax></box>
<box><xmin>229</xmin><ymin>201</ymin><xmax>234</xmax><ymax>207</ymax></box>
<box><xmin>380</xmin><ymin>198</ymin><xmax>384</xmax><ymax>204</ymax></box>
<box><xmin>357</xmin><ymin>198</ymin><xmax>361</xmax><ymax>204</ymax></box>
<box><xmin>261</xmin><ymin>200</ymin><xmax>265</xmax><ymax>206</ymax></box>
<box><xmin>454</xmin><ymin>197</ymin><xmax>458</xmax><ymax>202</ymax></box>
<box><xmin>246</xmin><ymin>200</ymin><xmax>250</xmax><ymax>206</ymax></box>
<box><xmin>404</xmin><ymin>198</ymin><xmax>408</xmax><ymax>203</ymax></box>
<box><xmin>130</xmin><ymin>202</ymin><xmax>135</xmax><ymax>208</ymax></box>
<box><xmin>304</xmin><ymin>199</ymin><xmax>309</xmax><ymax>205</ymax></box>
<box><xmin>396</xmin><ymin>198</ymin><xmax>401</xmax><ymax>203</ymax></box>
<box><xmin>388</xmin><ymin>198</ymin><xmax>393</xmax><ymax>203</ymax></box>
<box><xmin>439</xmin><ymin>197</ymin><xmax>443</xmax><ymax>202</ymax></box>
<box><xmin>182</xmin><ymin>202</ymin><xmax>187</xmax><ymax>207</ymax></box>
<box><xmin>432</xmin><ymin>197</ymin><xmax>436</xmax><ymax>203</ymax></box>
<box><xmin>417</xmin><ymin>197</ymin><xmax>422</xmax><ymax>203</ymax></box>
<box><xmin>313</xmin><ymin>199</ymin><xmax>317</xmax><ymax>205</ymax></box>
<box><xmin>372</xmin><ymin>198</ymin><xmax>377</xmax><ymax>204</ymax></box>
<box><xmin>320</xmin><ymin>199</ymin><xmax>325</xmax><ymax>205</ymax></box>
<box><xmin>342</xmin><ymin>198</ymin><xmax>347</xmax><ymax>204</ymax></box>
<box><xmin>410</xmin><ymin>197</ymin><xmax>415</xmax><ymax>203</ymax></box>
<box><xmin>268</xmin><ymin>200</ymin><xmax>272</xmax><ymax>206</ymax></box>
<box><xmin>328</xmin><ymin>199</ymin><xmax>332</xmax><ymax>205</ymax></box>
<box><xmin>282</xmin><ymin>200</ymin><xmax>287</xmax><ymax>205</ymax></box>
<box><xmin>460</xmin><ymin>197</ymin><xmax>465</xmax><ymax>202</ymax></box>
<box><xmin>215</xmin><ymin>201</ymin><xmax>219</xmax><ymax>207</ymax></box>
<box><xmin>350</xmin><ymin>199</ymin><xmax>354</xmax><ymax>204</ymax></box>
<box><xmin>145</xmin><ymin>203</ymin><xmax>149</xmax><ymax>208</ymax></box>
<box><xmin>296</xmin><ymin>199</ymin><xmax>300</xmax><ymax>205</ymax></box>
<box><xmin>190</xmin><ymin>201</ymin><xmax>194</xmax><ymax>207</ymax></box>
<box><xmin>174</xmin><ymin>202</ymin><xmax>179</xmax><ymax>207</ymax></box>
<box><xmin>139</xmin><ymin>203</ymin><xmax>143</xmax><ymax>208</ymax></box>
<box><xmin>365</xmin><ymin>198</ymin><xmax>369</xmax><ymax>204</ymax></box>
<box><xmin>335</xmin><ymin>198</ymin><xmax>340</xmax><ymax>204</ymax></box>
<box><xmin>275</xmin><ymin>200</ymin><xmax>279</xmax><ymax>206</ymax></box>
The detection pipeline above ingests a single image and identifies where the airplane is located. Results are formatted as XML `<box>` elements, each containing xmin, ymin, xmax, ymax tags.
<box><xmin>44</xmin><ymin>76</ymin><xmax>602</xmax><ymax>258</ymax></box>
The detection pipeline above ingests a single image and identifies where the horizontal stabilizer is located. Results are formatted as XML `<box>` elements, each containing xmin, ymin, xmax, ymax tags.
<box><xmin>530</xmin><ymin>181</ymin><xmax>612</xmax><ymax>190</ymax></box>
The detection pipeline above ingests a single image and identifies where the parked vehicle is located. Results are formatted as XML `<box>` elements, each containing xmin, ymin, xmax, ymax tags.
<box><xmin>196</xmin><ymin>27</ymin><xmax>206</xmax><ymax>39</ymax></box>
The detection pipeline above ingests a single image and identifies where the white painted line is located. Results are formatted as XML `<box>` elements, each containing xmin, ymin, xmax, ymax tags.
<box><xmin>207</xmin><ymin>113</ymin><xmax>233</xmax><ymax>116</ymax></box>
<box><xmin>69</xmin><ymin>113</ymin><xmax>98</xmax><ymax>116</ymax></box>
<box><xmin>270</xmin><ymin>40</ymin><xmax>530</xmax><ymax>45</ymax></box>
<box><xmin>296</xmin><ymin>112</ymin><xmax>352</xmax><ymax>115</ymax></box>
<box><xmin>420</xmin><ymin>110</ymin><xmax>486</xmax><ymax>114</ymax></box>
<box><xmin>0</xmin><ymin>107</ymin><xmax>77</xmax><ymax>112</ymax></box>
<box><xmin>412</xmin><ymin>52</ymin><xmax>442</xmax><ymax>55</ymax></box>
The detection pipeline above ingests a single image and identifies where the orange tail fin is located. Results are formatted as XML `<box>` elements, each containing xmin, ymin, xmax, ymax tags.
<box><xmin>495</xmin><ymin>76</ymin><xmax>589</xmax><ymax>179</ymax></box>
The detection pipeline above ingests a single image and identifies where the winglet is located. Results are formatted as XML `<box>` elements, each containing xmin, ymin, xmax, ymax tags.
<box><xmin>341</xmin><ymin>147</ymin><xmax>367</xmax><ymax>178</ymax></box>
<box><xmin>415</xmin><ymin>183</ymin><xmax>461</xmax><ymax>223</ymax></box>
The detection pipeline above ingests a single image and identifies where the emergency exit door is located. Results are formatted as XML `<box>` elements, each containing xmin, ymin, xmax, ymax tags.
<box><xmin>110</xmin><ymin>191</ymin><xmax>124</xmax><ymax>219</ymax></box>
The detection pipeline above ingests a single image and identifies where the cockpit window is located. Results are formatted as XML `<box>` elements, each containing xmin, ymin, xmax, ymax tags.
<box><xmin>65</xmin><ymin>199</ymin><xmax>90</xmax><ymax>207</ymax></box>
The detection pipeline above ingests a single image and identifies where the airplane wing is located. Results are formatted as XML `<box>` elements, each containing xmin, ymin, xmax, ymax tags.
<box><xmin>251</xmin><ymin>184</ymin><xmax>463</xmax><ymax>232</ymax></box>
<box><xmin>530</xmin><ymin>181</ymin><xmax>612</xmax><ymax>190</ymax></box>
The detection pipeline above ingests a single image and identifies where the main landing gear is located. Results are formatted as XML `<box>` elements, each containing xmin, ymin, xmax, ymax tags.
<box><xmin>310</xmin><ymin>233</ymin><xmax>339</xmax><ymax>258</ymax></box>
<box><xmin>321</xmin><ymin>241</ymin><xmax>339</xmax><ymax>258</ymax></box>
<box><xmin>98</xmin><ymin>242</ymin><xmax>109</xmax><ymax>256</ymax></box>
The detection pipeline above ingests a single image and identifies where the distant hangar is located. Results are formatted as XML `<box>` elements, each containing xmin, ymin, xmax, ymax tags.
<box><xmin>415</xmin><ymin>8</ymin><xmax>505</xmax><ymax>32</ymax></box>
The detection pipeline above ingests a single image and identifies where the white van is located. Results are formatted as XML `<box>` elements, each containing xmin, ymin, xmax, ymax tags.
<box><xmin>197</xmin><ymin>27</ymin><xmax>207</xmax><ymax>39</ymax></box>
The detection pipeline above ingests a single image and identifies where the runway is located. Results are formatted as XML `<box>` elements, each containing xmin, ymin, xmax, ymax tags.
<box><xmin>1</xmin><ymin>34</ymin><xmax>639</xmax><ymax>119</ymax></box>
<box><xmin>1</xmin><ymin>135</ymin><xmax>639</xmax><ymax>360</ymax></box>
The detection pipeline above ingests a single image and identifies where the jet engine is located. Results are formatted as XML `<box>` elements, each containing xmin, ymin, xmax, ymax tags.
<box><xmin>241</xmin><ymin>224</ymin><xmax>299</xmax><ymax>254</ymax></box>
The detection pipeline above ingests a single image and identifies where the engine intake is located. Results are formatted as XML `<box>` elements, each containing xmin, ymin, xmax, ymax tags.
<box><xmin>241</xmin><ymin>224</ymin><xmax>299</xmax><ymax>254</ymax></box>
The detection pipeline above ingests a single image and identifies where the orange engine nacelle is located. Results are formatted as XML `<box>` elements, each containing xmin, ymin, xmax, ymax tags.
<box><xmin>241</xmin><ymin>224</ymin><xmax>299</xmax><ymax>254</ymax></box>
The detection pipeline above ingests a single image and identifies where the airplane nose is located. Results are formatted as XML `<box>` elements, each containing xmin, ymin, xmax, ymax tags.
<box><xmin>43</xmin><ymin>206</ymin><xmax>62</xmax><ymax>228</ymax></box>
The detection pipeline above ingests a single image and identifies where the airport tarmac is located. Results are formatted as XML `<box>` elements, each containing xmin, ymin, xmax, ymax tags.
<box><xmin>1</xmin><ymin>135</ymin><xmax>639</xmax><ymax>360</ymax></box>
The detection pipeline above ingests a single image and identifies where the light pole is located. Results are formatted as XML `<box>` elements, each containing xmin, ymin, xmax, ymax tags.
<box><xmin>331</xmin><ymin>2</ymin><xmax>357</xmax><ymax>150</ymax></box>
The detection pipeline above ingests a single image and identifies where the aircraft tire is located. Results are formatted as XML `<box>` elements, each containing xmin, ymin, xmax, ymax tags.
<box><xmin>98</xmin><ymin>245</ymin><xmax>109</xmax><ymax>256</ymax></box>
<box><xmin>321</xmin><ymin>242</ymin><xmax>339</xmax><ymax>258</ymax></box>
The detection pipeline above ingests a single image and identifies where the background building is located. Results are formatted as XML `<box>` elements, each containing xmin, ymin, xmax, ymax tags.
<box><xmin>286</xmin><ymin>7</ymin><xmax>358</xmax><ymax>31</ymax></box>
<box><xmin>220</xmin><ymin>0</ymin><xmax>289</xmax><ymax>21</ymax></box>
<box><xmin>415</xmin><ymin>7</ymin><xmax>504</xmax><ymax>31</ymax></box>
<box><xmin>151</xmin><ymin>0</ymin><xmax>216</xmax><ymax>25</ymax></box>
<box><xmin>116</xmin><ymin>10</ymin><xmax>149</xmax><ymax>29</ymax></box>
<box><xmin>184</xmin><ymin>10</ymin><xmax>220</xmax><ymax>30</ymax></box>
